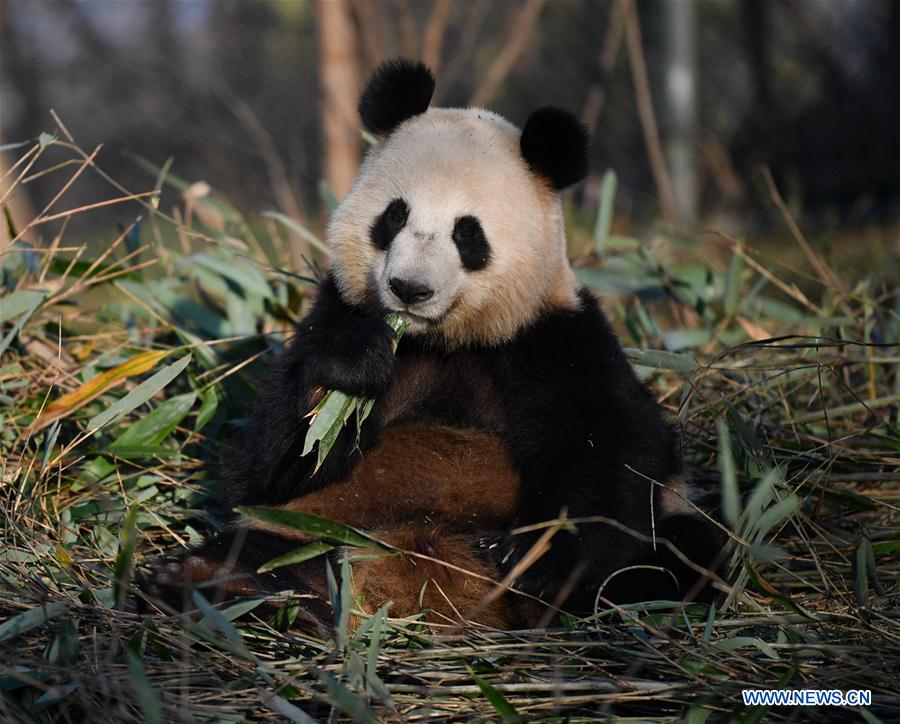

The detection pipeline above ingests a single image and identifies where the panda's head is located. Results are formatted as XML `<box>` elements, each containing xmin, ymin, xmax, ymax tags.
<box><xmin>328</xmin><ymin>59</ymin><xmax>589</xmax><ymax>347</ymax></box>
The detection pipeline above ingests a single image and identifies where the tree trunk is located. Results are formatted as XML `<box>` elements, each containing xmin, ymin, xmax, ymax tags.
<box><xmin>662</xmin><ymin>0</ymin><xmax>698</xmax><ymax>225</ymax></box>
<box><xmin>317</xmin><ymin>0</ymin><xmax>361</xmax><ymax>204</ymax></box>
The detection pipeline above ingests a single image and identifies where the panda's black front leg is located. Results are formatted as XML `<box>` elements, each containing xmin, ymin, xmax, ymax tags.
<box><xmin>221</xmin><ymin>275</ymin><xmax>396</xmax><ymax>506</ymax></box>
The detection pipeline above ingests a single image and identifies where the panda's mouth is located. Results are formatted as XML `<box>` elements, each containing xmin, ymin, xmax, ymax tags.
<box><xmin>392</xmin><ymin>308</ymin><xmax>439</xmax><ymax>325</ymax></box>
<box><xmin>387</xmin><ymin>296</ymin><xmax>461</xmax><ymax>328</ymax></box>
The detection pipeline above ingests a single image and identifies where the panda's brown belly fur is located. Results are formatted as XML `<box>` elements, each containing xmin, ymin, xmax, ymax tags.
<box><xmin>278</xmin><ymin>424</ymin><xmax>521</xmax><ymax>531</ymax></box>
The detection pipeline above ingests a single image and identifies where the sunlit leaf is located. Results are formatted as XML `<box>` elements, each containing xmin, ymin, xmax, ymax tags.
<box><xmin>0</xmin><ymin>289</ymin><xmax>47</xmax><ymax>324</ymax></box>
<box><xmin>593</xmin><ymin>169</ymin><xmax>617</xmax><ymax>254</ymax></box>
<box><xmin>467</xmin><ymin>666</ymin><xmax>522</xmax><ymax>722</ymax></box>
<box><xmin>87</xmin><ymin>353</ymin><xmax>192</xmax><ymax>432</ymax></box>
<box><xmin>624</xmin><ymin>347</ymin><xmax>698</xmax><ymax>372</ymax></box>
<box><xmin>718</xmin><ymin>420</ymin><xmax>740</xmax><ymax>527</ymax></box>
<box><xmin>258</xmin><ymin>540</ymin><xmax>337</xmax><ymax>573</ymax></box>
<box><xmin>108</xmin><ymin>392</ymin><xmax>196</xmax><ymax>455</ymax></box>
<box><xmin>34</xmin><ymin>349</ymin><xmax>171</xmax><ymax>431</ymax></box>
<box><xmin>0</xmin><ymin>602</ymin><xmax>67</xmax><ymax>642</ymax></box>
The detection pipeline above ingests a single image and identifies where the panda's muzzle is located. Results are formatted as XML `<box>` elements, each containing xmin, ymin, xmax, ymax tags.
<box><xmin>388</xmin><ymin>277</ymin><xmax>435</xmax><ymax>305</ymax></box>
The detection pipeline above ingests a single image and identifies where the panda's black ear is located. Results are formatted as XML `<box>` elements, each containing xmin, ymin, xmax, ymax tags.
<box><xmin>520</xmin><ymin>107</ymin><xmax>590</xmax><ymax>190</ymax></box>
<box><xmin>358</xmin><ymin>59</ymin><xmax>435</xmax><ymax>136</ymax></box>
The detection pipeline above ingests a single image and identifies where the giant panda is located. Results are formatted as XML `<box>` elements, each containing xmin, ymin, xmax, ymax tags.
<box><xmin>143</xmin><ymin>59</ymin><xmax>723</xmax><ymax>632</ymax></box>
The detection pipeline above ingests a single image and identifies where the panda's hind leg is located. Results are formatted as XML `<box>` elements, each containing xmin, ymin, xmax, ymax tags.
<box><xmin>347</xmin><ymin>522</ymin><xmax>518</xmax><ymax>629</ymax></box>
<box><xmin>599</xmin><ymin>511</ymin><xmax>726</xmax><ymax>605</ymax></box>
<box><xmin>137</xmin><ymin>529</ymin><xmax>333</xmax><ymax>636</ymax></box>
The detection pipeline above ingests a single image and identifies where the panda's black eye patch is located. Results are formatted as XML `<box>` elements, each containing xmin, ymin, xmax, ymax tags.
<box><xmin>452</xmin><ymin>216</ymin><xmax>490</xmax><ymax>271</ymax></box>
<box><xmin>370</xmin><ymin>198</ymin><xmax>409</xmax><ymax>250</ymax></box>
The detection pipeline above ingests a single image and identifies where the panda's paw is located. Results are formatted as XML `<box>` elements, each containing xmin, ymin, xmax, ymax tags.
<box><xmin>483</xmin><ymin>529</ymin><xmax>582</xmax><ymax>603</ymax></box>
<box><xmin>304</xmin><ymin>315</ymin><xmax>396</xmax><ymax>398</ymax></box>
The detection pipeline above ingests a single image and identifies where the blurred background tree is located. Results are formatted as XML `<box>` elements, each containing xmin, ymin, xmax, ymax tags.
<box><xmin>1</xmin><ymin>0</ymin><xmax>898</xmax><ymax>254</ymax></box>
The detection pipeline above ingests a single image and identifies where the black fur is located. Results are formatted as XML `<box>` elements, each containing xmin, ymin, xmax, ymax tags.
<box><xmin>358</xmin><ymin>59</ymin><xmax>435</xmax><ymax>136</ymax></box>
<box><xmin>222</xmin><ymin>276</ymin><xmax>395</xmax><ymax>505</ymax></box>
<box><xmin>452</xmin><ymin>216</ymin><xmax>491</xmax><ymax>271</ymax></box>
<box><xmin>370</xmin><ymin>198</ymin><xmax>409</xmax><ymax>250</ymax></box>
<box><xmin>520</xmin><ymin>107</ymin><xmax>590</xmax><ymax>190</ymax></box>
<box><xmin>222</xmin><ymin>275</ymin><xmax>721</xmax><ymax>609</ymax></box>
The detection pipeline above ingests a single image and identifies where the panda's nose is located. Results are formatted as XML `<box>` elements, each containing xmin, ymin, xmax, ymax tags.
<box><xmin>389</xmin><ymin>277</ymin><xmax>434</xmax><ymax>305</ymax></box>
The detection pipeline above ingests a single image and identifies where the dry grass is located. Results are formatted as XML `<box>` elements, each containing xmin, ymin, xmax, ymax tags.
<box><xmin>1</xmin><ymin>133</ymin><xmax>898</xmax><ymax>722</ymax></box>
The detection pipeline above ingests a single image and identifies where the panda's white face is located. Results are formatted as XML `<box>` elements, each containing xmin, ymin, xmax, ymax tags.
<box><xmin>328</xmin><ymin>108</ymin><xmax>579</xmax><ymax>347</ymax></box>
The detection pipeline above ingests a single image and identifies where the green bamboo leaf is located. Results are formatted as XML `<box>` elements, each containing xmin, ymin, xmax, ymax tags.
<box><xmin>751</xmin><ymin>494</ymin><xmax>799</xmax><ymax>543</ymax></box>
<box><xmin>576</xmin><ymin>267</ymin><xmax>662</xmax><ymax>295</ymax></box>
<box><xmin>0</xmin><ymin>289</ymin><xmax>46</xmax><ymax>324</ymax></box>
<box><xmin>872</xmin><ymin>539</ymin><xmax>900</xmax><ymax>556</ymax></box>
<box><xmin>108</xmin><ymin>392</ymin><xmax>196</xmax><ymax>454</ymax></box>
<box><xmin>624</xmin><ymin>347</ymin><xmax>699</xmax><ymax>372</ymax></box>
<box><xmin>740</xmin><ymin>467</ymin><xmax>781</xmax><ymax>534</ymax></box>
<box><xmin>237</xmin><ymin>507</ymin><xmax>383</xmax><ymax>550</ymax></box>
<box><xmin>260</xmin><ymin>691</ymin><xmax>318</xmax><ymax>723</ymax></box>
<box><xmin>302</xmin><ymin>390</ymin><xmax>357</xmax><ymax>458</ymax></box>
<box><xmin>262</xmin><ymin>211</ymin><xmax>331</xmax><ymax>257</ymax></box>
<box><xmin>0</xmin><ymin>294</ymin><xmax>43</xmax><ymax>357</ymax></box>
<box><xmin>219</xmin><ymin>598</ymin><xmax>267</xmax><ymax>621</ymax></box>
<box><xmin>467</xmin><ymin>666</ymin><xmax>523</xmax><ymax>722</ymax></box>
<box><xmin>863</xmin><ymin>534</ymin><xmax>884</xmax><ymax>595</ymax></box>
<box><xmin>724</xmin><ymin>247</ymin><xmax>744</xmax><ymax>316</ymax></box>
<box><xmin>685</xmin><ymin>705</ymin><xmax>713</xmax><ymax>724</ymax></box>
<box><xmin>712</xmin><ymin>636</ymin><xmax>779</xmax><ymax>661</ymax></box>
<box><xmin>302</xmin><ymin>313</ymin><xmax>408</xmax><ymax>469</ymax></box>
<box><xmin>191</xmin><ymin>591</ymin><xmax>248</xmax><ymax>652</ymax></box>
<box><xmin>593</xmin><ymin>169</ymin><xmax>617</xmax><ymax>253</ymax></box>
<box><xmin>717</xmin><ymin>420</ymin><xmax>740</xmax><ymax>528</ymax></box>
<box><xmin>0</xmin><ymin>602</ymin><xmax>68</xmax><ymax>642</ymax></box>
<box><xmin>126</xmin><ymin>651</ymin><xmax>161</xmax><ymax>724</ymax></box>
<box><xmin>319</xmin><ymin>671</ymin><xmax>376</xmax><ymax>724</ymax></box>
<box><xmin>87</xmin><ymin>353</ymin><xmax>192</xmax><ymax>432</ymax></box>
<box><xmin>188</xmin><ymin>253</ymin><xmax>272</xmax><ymax>299</ymax></box>
<box><xmin>258</xmin><ymin>541</ymin><xmax>336</xmax><ymax>573</ymax></box>
<box><xmin>195</xmin><ymin>386</ymin><xmax>218</xmax><ymax>431</ymax></box>
<box><xmin>113</xmin><ymin>505</ymin><xmax>140</xmax><ymax>609</ymax></box>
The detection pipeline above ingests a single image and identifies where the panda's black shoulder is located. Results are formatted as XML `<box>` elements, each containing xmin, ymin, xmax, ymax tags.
<box><xmin>516</xmin><ymin>288</ymin><xmax>629</xmax><ymax>365</ymax></box>
<box><xmin>497</xmin><ymin>287</ymin><xmax>661</xmax><ymax>410</ymax></box>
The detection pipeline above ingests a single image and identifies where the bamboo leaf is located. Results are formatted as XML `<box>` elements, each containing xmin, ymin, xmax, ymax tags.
<box><xmin>195</xmin><ymin>386</ymin><xmax>218</xmax><ymax>431</ymax></box>
<box><xmin>260</xmin><ymin>691</ymin><xmax>317</xmax><ymax>724</ymax></box>
<box><xmin>467</xmin><ymin>666</ymin><xmax>523</xmax><ymax>722</ymax></box>
<box><xmin>188</xmin><ymin>252</ymin><xmax>272</xmax><ymax>299</ymax></box>
<box><xmin>0</xmin><ymin>289</ymin><xmax>46</xmax><ymax>324</ymax></box>
<box><xmin>751</xmin><ymin>494</ymin><xmax>799</xmax><ymax>543</ymax></box>
<box><xmin>108</xmin><ymin>392</ymin><xmax>196</xmax><ymax>455</ymax></box>
<box><xmin>0</xmin><ymin>602</ymin><xmax>68</xmax><ymax>642</ymax></box>
<box><xmin>319</xmin><ymin>671</ymin><xmax>376</xmax><ymax>724</ymax></box>
<box><xmin>872</xmin><ymin>539</ymin><xmax>900</xmax><ymax>556</ymax></box>
<box><xmin>113</xmin><ymin>505</ymin><xmax>140</xmax><ymax>609</ymax></box>
<box><xmin>126</xmin><ymin>651</ymin><xmax>161</xmax><ymax>724</ymax></box>
<box><xmin>87</xmin><ymin>353</ymin><xmax>192</xmax><ymax>432</ymax></box>
<box><xmin>593</xmin><ymin>169</ymin><xmax>617</xmax><ymax>253</ymax></box>
<box><xmin>257</xmin><ymin>541</ymin><xmax>336</xmax><ymax>573</ymax></box>
<box><xmin>262</xmin><ymin>211</ymin><xmax>331</xmax><ymax>257</ymax></box>
<box><xmin>717</xmin><ymin>420</ymin><xmax>740</xmax><ymax>527</ymax></box>
<box><xmin>724</xmin><ymin>247</ymin><xmax>744</xmax><ymax>316</ymax></box>
<box><xmin>238</xmin><ymin>507</ymin><xmax>384</xmax><ymax>550</ymax></box>
<box><xmin>35</xmin><ymin>349</ymin><xmax>171</xmax><ymax>431</ymax></box>
<box><xmin>624</xmin><ymin>347</ymin><xmax>699</xmax><ymax>372</ymax></box>
<box><xmin>191</xmin><ymin>591</ymin><xmax>248</xmax><ymax>653</ymax></box>
<box><xmin>0</xmin><ymin>294</ymin><xmax>43</xmax><ymax>357</ymax></box>
<box><xmin>302</xmin><ymin>390</ymin><xmax>357</xmax><ymax>459</ymax></box>
<box><xmin>712</xmin><ymin>636</ymin><xmax>779</xmax><ymax>661</ymax></box>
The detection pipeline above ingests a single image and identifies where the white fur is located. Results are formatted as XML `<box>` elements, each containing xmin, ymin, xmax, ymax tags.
<box><xmin>328</xmin><ymin>108</ymin><xmax>579</xmax><ymax>348</ymax></box>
